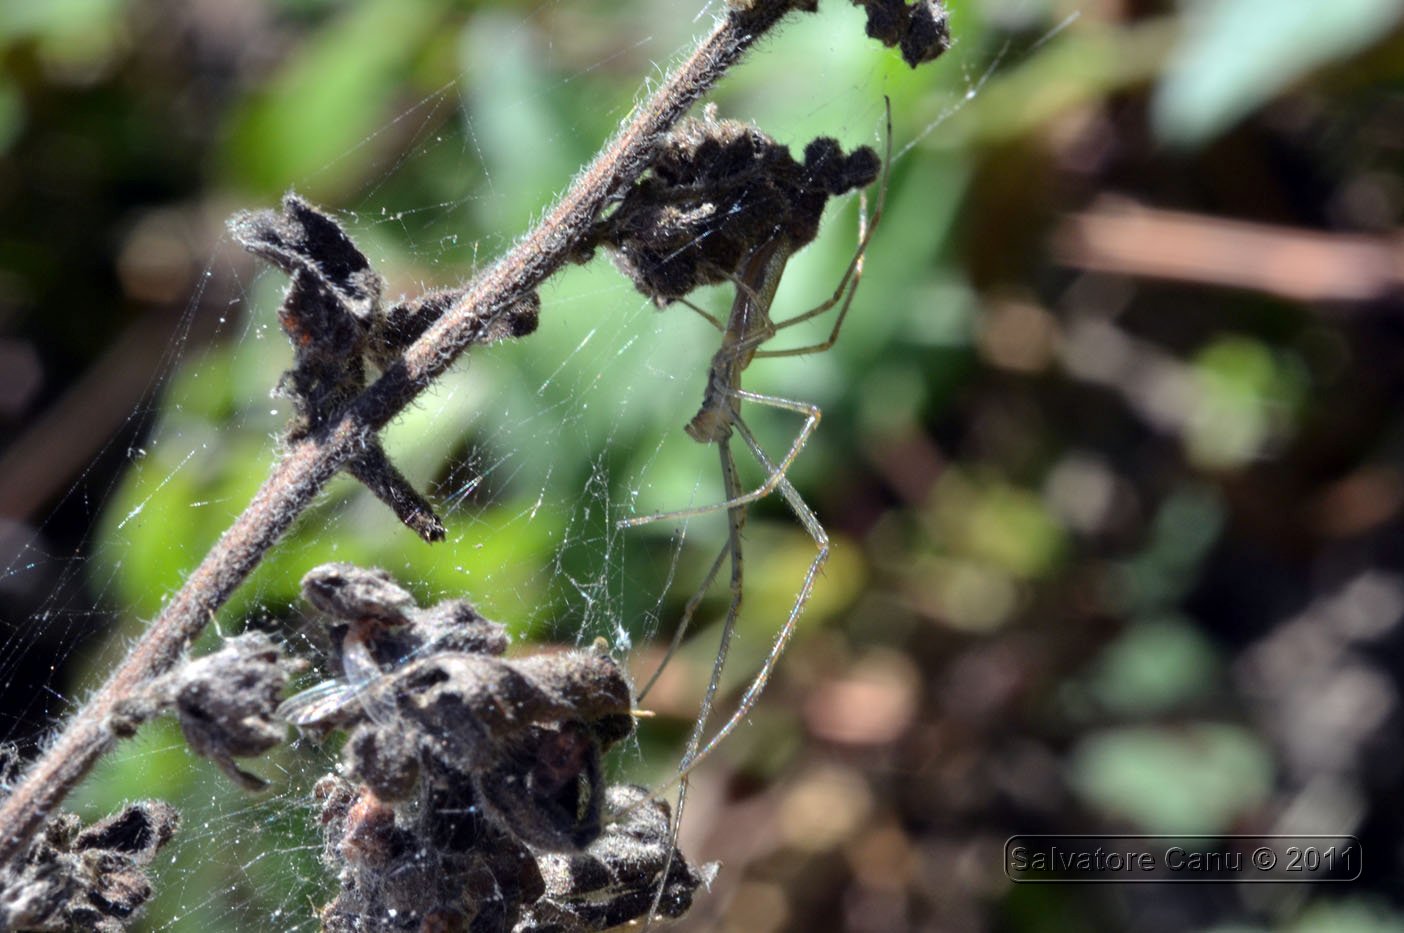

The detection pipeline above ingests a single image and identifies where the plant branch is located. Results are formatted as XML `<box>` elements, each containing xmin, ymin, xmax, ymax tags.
<box><xmin>0</xmin><ymin>0</ymin><xmax>806</xmax><ymax>870</ymax></box>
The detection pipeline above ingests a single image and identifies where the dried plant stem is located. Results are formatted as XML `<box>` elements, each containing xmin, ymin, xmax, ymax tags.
<box><xmin>0</xmin><ymin>0</ymin><xmax>802</xmax><ymax>870</ymax></box>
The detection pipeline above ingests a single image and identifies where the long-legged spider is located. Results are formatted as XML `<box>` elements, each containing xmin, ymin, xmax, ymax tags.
<box><xmin>618</xmin><ymin>105</ymin><xmax>891</xmax><ymax>859</ymax></box>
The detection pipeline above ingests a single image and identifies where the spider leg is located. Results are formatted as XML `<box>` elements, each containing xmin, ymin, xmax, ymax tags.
<box><xmin>640</xmin><ymin>102</ymin><xmax>895</xmax><ymax>926</ymax></box>
<box><xmin>635</xmin><ymin>537</ymin><xmax>731</xmax><ymax>702</ymax></box>
<box><xmin>616</xmin><ymin>387</ymin><xmax>820</xmax><ymax>529</ymax></box>
<box><xmin>647</xmin><ymin>439</ymin><xmax>747</xmax><ymax>927</ymax></box>
<box><xmin>675</xmin><ymin>294</ymin><xmax>726</xmax><ymax>332</ymax></box>
<box><xmin>753</xmin><ymin>97</ymin><xmax>892</xmax><ymax>357</ymax></box>
<box><xmin>678</xmin><ymin>415</ymin><xmax>829</xmax><ymax>776</ymax></box>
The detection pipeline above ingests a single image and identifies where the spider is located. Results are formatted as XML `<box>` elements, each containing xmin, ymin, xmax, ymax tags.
<box><xmin>609</xmin><ymin>103</ymin><xmax>891</xmax><ymax>833</ymax></box>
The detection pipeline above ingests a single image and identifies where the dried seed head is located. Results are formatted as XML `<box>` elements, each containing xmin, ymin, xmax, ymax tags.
<box><xmin>285</xmin><ymin>565</ymin><xmax>705</xmax><ymax>929</ymax></box>
<box><xmin>417</xmin><ymin>907</ymin><xmax>468</xmax><ymax>933</ymax></box>
<box><xmin>373</xmin><ymin>288</ymin><xmax>541</xmax><ymax>370</ymax></box>
<box><xmin>164</xmin><ymin>631</ymin><xmax>298</xmax><ymax>790</ymax></box>
<box><xmin>0</xmin><ymin>801</ymin><xmax>179</xmax><ymax>933</ymax></box>
<box><xmin>233</xmin><ymin>196</ymin><xmax>536</xmax><ymax>545</ymax></box>
<box><xmin>230</xmin><ymin>195</ymin><xmax>380</xmax><ymax>437</ymax></box>
<box><xmin>231</xmin><ymin>196</ymin><xmax>453</xmax><ymax>540</ymax></box>
<box><xmin>521</xmin><ymin>785</ymin><xmax>706</xmax><ymax>930</ymax></box>
<box><xmin>338</xmin><ymin>788</ymin><xmax>403</xmax><ymax>868</ymax></box>
<box><xmin>594</xmin><ymin>109</ymin><xmax>878</xmax><ymax>305</ymax></box>
<box><xmin>410</xmin><ymin>598</ymin><xmax>511</xmax><ymax>658</ymax></box>
<box><xmin>477</xmin><ymin>720</ymin><xmax>604</xmax><ymax>852</ymax></box>
<box><xmin>382</xmin><ymin>646</ymin><xmax>633</xmax><ymax>786</ymax></box>
<box><xmin>851</xmin><ymin>0</ymin><xmax>951</xmax><ymax>67</ymax></box>
<box><xmin>230</xmin><ymin>193</ymin><xmax>384</xmax><ymax>327</ymax></box>
<box><xmin>316</xmin><ymin>769</ymin><xmax>545</xmax><ymax>933</ymax></box>
<box><xmin>343</xmin><ymin>726</ymin><xmax>421</xmax><ymax>802</ymax></box>
<box><xmin>301</xmin><ymin>563</ymin><xmax>418</xmax><ymax>625</ymax></box>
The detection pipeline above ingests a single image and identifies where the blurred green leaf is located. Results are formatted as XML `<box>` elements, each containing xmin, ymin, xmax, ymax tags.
<box><xmin>69</xmin><ymin>720</ymin><xmax>196</xmax><ymax>812</ymax></box>
<box><xmin>943</xmin><ymin>17</ymin><xmax>1175</xmax><ymax>147</ymax></box>
<box><xmin>1086</xmin><ymin>616</ymin><xmax>1220</xmax><ymax>716</ymax></box>
<box><xmin>0</xmin><ymin>78</ymin><xmax>22</xmax><ymax>155</ymax></box>
<box><xmin>1153</xmin><ymin>0</ymin><xmax>1404</xmax><ymax>146</ymax></box>
<box><xmin>1188</xmin><ymin>336</ymin><xmax>1305</xmax><ymax>469</ymax></box>
<box><xmin>0</xmin><ymin>0</ymin><xmax>122</xmax><ymax>44</ymax></box>
<box><xmin>1113</xmin><ymin>486</ymin><xmax>1224</xmax><ymax>614</ymax></box>
<box><xmin>222</xmin><ymin>0</ymin><xmax>446</xmax><ymax>199</ymax></box>
<box><xmin>1069</xmin><ymin>723</ymin><xmax>1274</xmax><ymax>833</ymax></box>
<box><xmin>929</xmin><ymin>469</ymin><xmax>1066</xmax><ymax>579</ymax></box>
<box><xmin>95</xmin><ymin>432</ymin><xmax>278</xmax><ymax>623</ymax></box>
<box><xmin>460</xmin><ymin>12</ymin><xmax>583</xmax><ymax>234</ymax></box>
<box><xmin>1289</xmin><ymin>899</ymin><xmax>1404</xmax><ymax>933</ymax></box>
<box><xmin>0</xmin><ymin>0</ymin><xmax>125</xmax><ymax>75</ymax></box>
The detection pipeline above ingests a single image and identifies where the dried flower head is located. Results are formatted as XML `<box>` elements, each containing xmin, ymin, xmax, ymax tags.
<box><xmin>230</xmin><ymin>197</ymin><xmax>540</xmax><ymax>543</ymax></box>
<box><xmin>521</xmin><ymin>785</ymin><xmax>711</xmax><ymax>930</ymax></box>
<box><xmin>852</xmin><ymin>0</ymin><xmax>951</xmax><ymax>67</ymax></box>
<box><xmin>0</xmin><ymin>801</ymin><xmax>179</xmax><ymax>933</ymax></box>
<box><xmin>280</xmin><ymin>564</ymin><xmax>702</xmax><ymax>930</ymax></box>
<box><xmin>105</xmin><ymin>631</ymin><xmax>301</xmax><ymax>790</ymax></box>
<box><xmin>161</xmin><ymin>631</ymin><xmax>300</xmax><ymax>790</ymax></box>
<box><xmin>589</xmin><ymin>105</ymin><xmax>879</xmax><ymax>305</ymax></box>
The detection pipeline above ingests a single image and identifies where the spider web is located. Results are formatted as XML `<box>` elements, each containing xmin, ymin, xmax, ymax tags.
<box><xmin>0</xmin><ymin>2</ymin><xmax>1018</xmax><ymax>929</ymax></box>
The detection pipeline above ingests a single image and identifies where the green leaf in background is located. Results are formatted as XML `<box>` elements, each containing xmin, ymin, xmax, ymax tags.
<box><xmin>0</xmin><ymin>0</ymin><xmax>125</xmax><ymax>78</ymax></box>
<box><xmin>460</xmin><ymin>11</ymin><xmax>583</xmax><ymax>235</ymax></box>
<box><xmin>0</xmin><ymin>0</ymin><xmax>122</xmax><ymax>44</ymax></box>
<box><xmin>1289</xmin><ymin>900</ymin><xmax>1404</xmax><ymax>933</ymax></box>
<box><xmin>1187</xmin><ymin>336</ymin><xmax>1305</xmax><ymax>469</ymax></box>
<box><xmin>1204</xmin><ymin>899</ymin><xmax>1404</xmax><ymax>933</ymax></box>
<box><xmin>1153</xmin><ymin>0</ymin><xmax>1404</xmax><ymax>146</ymax></box>
<box><xmin>1112</xmin><ymin>486</ymin><xmax>1224</xmax><ymax>615</ymax></box>
<box><xmin>1085</xmin><ymin>615</ymin><xmax>1220</xmax><ymax>717</ymax></box>
<box><xmin>1068</xmin><ymin>723</ymin><xmax>1274</xmax><ymax>833</ymax></box>
<box><xmin>0</xmin><ymin>78</ymin><xmax>22</xmax><ymax>155</ymax></box>
<box><xmin>222</xmin><ymin>0</ymin><xmax>445</xmax><ymax>199</ymax></box>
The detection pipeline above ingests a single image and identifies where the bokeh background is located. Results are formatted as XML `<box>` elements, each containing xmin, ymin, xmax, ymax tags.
<box><xmin>4</xmin><ymin>0</ymin><xmax>1404</xmax><ymax>930</ymax></box>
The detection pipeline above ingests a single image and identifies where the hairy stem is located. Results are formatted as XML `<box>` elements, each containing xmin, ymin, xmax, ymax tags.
<box><xmin>0</xmin><ymin>0</ymin><xmax>803</xmax><ymax>869</ymax></box>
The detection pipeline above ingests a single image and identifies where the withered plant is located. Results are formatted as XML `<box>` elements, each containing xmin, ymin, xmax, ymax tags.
<box><xmin>0</xmin><ymin>1</ymin><xmax>951</xmax><ymax>929</ymax></box>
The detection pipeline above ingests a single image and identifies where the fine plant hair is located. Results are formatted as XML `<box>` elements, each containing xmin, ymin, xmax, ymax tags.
<box><xmin>0</xmin><ymin>0</ymin><xmax>951</xmax><ymax>927</ymax></box>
